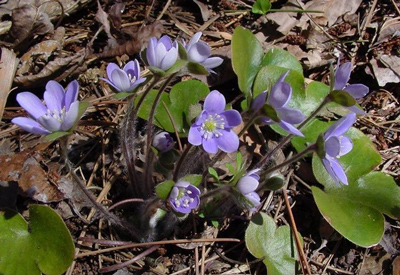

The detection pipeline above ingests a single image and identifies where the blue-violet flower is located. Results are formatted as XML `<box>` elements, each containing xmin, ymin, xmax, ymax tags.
<box><xmin>152</xmin><ymin>132</ymin><xmax>174</xmax><ymax>153</ymax></box>
<box><xmin>333</xmin><ymin>61</ymin><xmax>369</xmax><ymax>114</ymax></box>
<box><xmin>12</xmin><ymin>80</ymin><xmax>80</xmax><ymax>135</ymax></box>
<box><xmin>100</xmin><ymin>60</ymin><xmax>146</xmax><ymax>93</ymax></box>
<box><xmin>146</xmin><ymin>35</ymin><xmax>178</xmax><ymax>71</ymax></box>
<box><xmin>188</xmin><ymin>90</ymin><xmax>242</xmax><ymax>154</ymax></box>
<box><xmin>252</xmin><ymin>71</ymin><xmax>305</xmax><ymax>136</ymax></box>
<box><xmin>183</xmin><ymin>32</ymin><xmax>223</xmax><ymax>73</ymax></box>
<box><xmin>168</xmin><ymin>181</ymin><xmax>200</xmax><ymax>214</ymax></box>
<box><xmin>237</xmin><ymin>169</ymin><xmax>261</xmax><ymax>210</ymax></box>
<box><xmin>319</xmin><ymin>113</ymin><xmax>356</xmax><ymax>185</ymax></box>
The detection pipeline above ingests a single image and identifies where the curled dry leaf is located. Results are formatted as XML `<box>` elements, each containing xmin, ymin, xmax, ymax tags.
<box><xmin>0</xmin><ymin>150</ymin><xmax>64</xmax><ymax>203</ymax></box>
<box><xmin>0</xmin><ymin>47</ymin><xmax>18</xmax><ymax>121</ymax></box>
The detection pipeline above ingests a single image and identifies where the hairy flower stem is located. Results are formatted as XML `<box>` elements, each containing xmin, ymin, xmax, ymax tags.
<box><xmin>59</xmin><ymin>136</ymin><xmax>141</xmax><ymax>240</ymax></box>
<box><xmin>121</xmin><ymin>76</ymin><xmax>160</xmax><ymax>198</ymax></box>
<box><xmin>143</xmin><ymin>73</ymin><xmax>178</xmax><ymax>195</ymax></box>
<box><xmin>173</xmin><ymin>143</ymin><xmax>192</xmax><ymax>181</ymax></box>
<box><xmin>260</xmin><ymin>144</ymin><xmax>317</xmax><ymax>177</ymax></box>
<box><xmin>256</xmin><ymin>96</ymin><xmax>331</xmax><ymax>169</ymax></box>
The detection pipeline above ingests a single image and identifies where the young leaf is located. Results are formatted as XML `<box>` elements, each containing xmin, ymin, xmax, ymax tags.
<box><xmin>0</xmin><ymin>205</ymin><xmax>75</xmax><ymax>275</ymax></box>
<box><xmin>245</xmin><ymin>213</ymin><xmax>300</xmax><ymax>275</ymax></box>
<box><xmin>155</xmin><ymin>180</ymin><xmax>175</xmax><ymax>199</ymax></box>
<box><xmin>232</xmin><ymin>26</ymin><xmax>264</xmax><ymax>99</ymax></box>
<box><xmin>252</xmin><ymin>0</ymin><xmax>271</xmax><ymax>14</ymax></box>
<box><xmin>179</xmin><ymin>174</ymin><xmax>203</xmax><ymax>187</ymax></box>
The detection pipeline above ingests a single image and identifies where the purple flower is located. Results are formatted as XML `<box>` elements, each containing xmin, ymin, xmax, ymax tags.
<box><xmin>12</xmin><ymin>80</ymin><xmax>80</xmax><ymax>135</ymax></box>
<box><xmin>333</xmin><ymin>61</ymin><xmax>369</xmax><ymax>114</ymax></box>
<box><xmin>182</xmin><ymin>32</ymin><xmax>223</xmax><ymax>73</ymax></box>
<box><xmin>168</xmin><ymin>181</ymin><xmax>200</xmax><ymax>214</ymax></box>
<box><xmin>100</xmin><ymin>60</ymin><xmax>146</xmax><ymax>93</ymax></box>
<box><xmin>152</xmin><ymin>132</ymin><xmax>174</xmax><ymax>153</ymax></box>
<box><xmin>319</xmin><ymin>113</ymin><xmax>356</xmax><ymax>185</ymax></box>
<box><xmin>146</xmin><ymin>35</ymin><xmax>179</xmax><ymax>71</ymax></box>
<box><xmin>251</xmin><ymin>72</ymin><xmax>305</xmax><ymax>137</ymax></box>
<box><xmin>237</xmin><ymin>169</ymin><xmax>261</xmax><ymax>210</ymax></box>
<box><xmin>188</xmin><ymin>90</ymin><xmax>242</xmax><ymax>154</ymax></box>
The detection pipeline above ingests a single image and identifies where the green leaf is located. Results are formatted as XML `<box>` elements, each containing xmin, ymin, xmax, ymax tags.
<box><xmin>252</xmin><ymin>0</ymin><xmax>271</xmax><ymax>14</ymax></box>
<box><xmin>179</xmin><ymin>174</ymin><xmax>203</xmax><ymax>187</ymax></box>
<box><xmin>245</xmin><ymin>213</ymin><xmax>299</xmax><ymax>275</ymax></box>
<box><xmin>155</xmin><ymin>180</ymin><xmax>175</xmax><ymax>199</ymax></box>
<box><xmin>330</xmin><ymin>90</ymin><xmax>356</xmax><ymax>107</ymax></box>
<box><xmin>261</xmin><ymin>48</ymin><xmax>303</xmax><ymax>76</ymax></box>
<box><xmin>232</xmin><ymin>26</ymin><xmax>264</xmax><ymax>99</ymax></box>
<box><xmin>113</xmin><ymin>92</ymin><xmax>133</xmax><ymax>100</ymax></box>
<box><xmin>42</xmin><ymin>131</ymin><xmax>71</xmax><ymax>142</ymax></box>
<box><xmin>208</xmin><ymin>167</ymin><xmax>220</xmax><ymax>183</ymax></box>
<box><xmin>187</xmin><ymin>62</ymin><xmax>210</xmax><ymax>75</ymax></box>
<box><xmin>137</xmin><ymin>80</ymin><xmax>209</xmax><ymax>135</ymax></box>
<box><xmin>0</xmin><ymin>205</ymin><xmax>75</xmax><ymax>275</ymax></box>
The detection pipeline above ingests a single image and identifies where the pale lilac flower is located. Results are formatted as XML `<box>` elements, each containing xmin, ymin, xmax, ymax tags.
<box><xmin>320</xmin><ymin>113</ymin><xmax>356</xmax><ymax>185</ymax></box>
<box><xmin>237</xmin><ymin>169</ymin><xmax>261</xmax><ymax>210</ymax></box>
<box><xmin>146</xmin><ymin>35</ymin><xmax>179</xmax><ymax>71</ymax></box>
<box><xmin>333</xmin><ymin>61</ymin><xmax>369</xmax><ymax>114</ymax></box>
<box><xmin>12</xmin><ymin>80</ymin><xmax>80</xmax><ymax>135</ymax></box>
<box><xmin>168</xmin><ymin>181</ymin><xmax>200</xmax><ymax>214</ymax></box>
<box><xmin>182</xmin><ymin>32</ymin><xmax>223</xmax><ymax>73</ymax></box>
<box><xmin>100</xmin><ymin>60</ymin><xmax>146</xmax><ymax>93</ymax></box>
<box><xmin>188</xmin><ymin>90</ymin><xmax>242</xmax><ymax>154</ymax></box>
<box><xmin>152</xmin><ymin>132</ymin><xmax>174</xmax><ymax>153</ymax></box>
<box><xmin>251</xmin><ymin>71</ymin><xmax>305</xmax><ymax>136</ymax></box>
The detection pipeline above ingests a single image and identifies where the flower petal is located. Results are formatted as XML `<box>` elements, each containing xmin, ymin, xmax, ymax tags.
<box><xmin>61</xmin><ymin>101</ymin><xmax>79</xmax><ymax>131</ymax></box>
<box><xmin>106</xmin><ymin>63</ymin><xmax>120</xmax><ymax>80</ymax></box>
<box><xmin>220</xmin><ymin>109</ymin><xmax>242</xmax><ymax>127</ymax></box>
<box><xmin>346</xmin><ymin>105</ymin><xmax>367</xmax><ymax>115</ymax></box>
<box><xmin>37</xmin><ymin>115</ymin><xmax>62</xmax><ymax>132</ymax></box>
<box><xmin>159</xmin><ymin>35</ymin><xmax>173</xmax><ymax>49</ymax></box>
<box><xmin>188</xmin><ymin>42</ymin><xmax>210</xmax><ymax>63</ymax></box>
<box><xmin>175</xmin><ymin>181</ymin><xmax>190</xmax><ymax>188</ymax></box>
<box><xmin>251</xmin><ymin>92</ymin><xmax>267</xmax><ymax>110</ymax></box>
<box><xmin>204</xmin><ymin>90</ymin><xmax>225</xmax><ymax>114</ymax></box>
<box><xmin>201</xmin><ymin>57</ymin><xmax>223</xmax><ymax>70</ymax></box>
<box><xmin>123</xmin><ymin>60</ymin><xmax>140</xmax><ymax>78</ymax></box>
<box><xmin>324</xmin><ymin>113</ymin><xmax>356</xmax><ymax>140</ymax></box>
<box><xmin>279</xmin><ymin>121</ymin><xmax>304</xmax><ymax>137</ymax></box>
<box><xmin>186</xmin><ymin>32</ymin><xmax>202</xmax><ymax>50</ymax></box>
<box><xmin>323</xmin><ymin>157</ymin><xmax>348</xmax><ymax>185</ymax></box>
<box><xmin>111</xmin><ymin>69</ymin><xmax>131</xmax><ymax>92</ymax></box>
<box><xmin>146</xmin><ymin>37</ymin><xmax>157</xmax><ymax>66</ymax></box>
<box><xmin>344</xmin><ymin>84</ymin><xmax>369</xmax><ymax>99</ymax></box>
<box><xmin>269</xmin><ymin>78</ymin><xmax>291</xmax><ymax>108</ymax></box>
<box><xmin>334</xmin><ymin>62</ymin><xmax>352</xmax><ymax>90</ymax></box>
<box><xmin>44</xmin><ymin>80</ymin><xmax>65</xmax><ymax>112</ymax></box>
<box><xmin>245</xmin><ymin>192</ymin><xmax>261</xmax><ymax>209</ymax></box>
<box><xmin>159</xmin><ymin>44</ymin><xmax>178</xmax><ymax>70</ymax></box>
<box><xmin>216</xmin><ymin>129</ymin><xmax>239</xmax><ymax>153</ymax></box>
<box><xmin>188</xmin><ymin>126</ymin><xmax>202</xmax><ymax>146</ymax></box>
<box><xmin>277</xmin><ymin>107</ymin><xmax>304</xmax><ymax>124</ymax></box>
<box><xmin>202</xmin><ymin>137</ymin><xmax>218</xmax><ymax>154</ymax></box>
<box><xmin>64</xmin><ymin>80</ymin><xmax>79</xmax><ymax>111</ymax></box>
<box><xmin>16</xmin><ymin>92</ymin><xmax>47</xmax><ymax>120</ymax></box>
<box><xmin>338</xmin><ymin>135</ymin><xmax>353</xmax><ymax>156</ymax></box>
<box><xmin>325</xmin><ymin>136</ymin><xmax>341</xmax><ymax>157</ymax></box>
<box><xmin>11</xmin><ymin>117</ymin><xmax>50</xmax><ymax>135</ymax></box>
<box><xmin>237</xmin><ymin>175</ymin><xmax>259</xmax><ymax>194</ymax></box>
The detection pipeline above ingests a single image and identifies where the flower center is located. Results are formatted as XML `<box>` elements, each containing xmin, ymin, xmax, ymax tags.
<box><xmin>128</xmin><ymin>73</ymin><xmax>137</xmax><ymax>84</ymax></box>
<box><xmin>173</xmin><ymin>188</ymin><xmax>195</xmax><ymax>208</ymax></box>
<box><xmin>201</xmin><ymin>114</ymin><xmax>225</xmax><ymax>140</ymax></box>
<box><xmin>45</xmin><ymin>107</ymin><xmax>66</xmax><ymax>123</ymax></box>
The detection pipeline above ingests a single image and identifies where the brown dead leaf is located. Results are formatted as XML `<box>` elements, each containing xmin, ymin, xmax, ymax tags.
<box><xmin>11</xmin><ymin>3</ymin><xmax>54</xmax><ymax>50</ymax></box>
<box><xmin>0</xmin><ymin>47</ymin><xmax>18</xmax><ymax>121</ymax></box>
<box><xmin>370</xmin><ymin>55</ymin><xmax>400</xmax><ymax>87</ymax></box>
<box><xmin>0</xmin><ymin>150</ymin><xmax>64</xmax><ymax>202</ymax></box>
<box><xmin>96</xmin><ymin>0</ymin><xmax>117</xmax><ymax>48</ymax></box>
<box><xmin>108</xmin><ymin>2</ymin><xmax>125</xmax><ymax>30</ymax></box>
<box><xmin>193</xmin><ymin>0</ymin><xmax>211</xmax><ymax>22</ymax></box>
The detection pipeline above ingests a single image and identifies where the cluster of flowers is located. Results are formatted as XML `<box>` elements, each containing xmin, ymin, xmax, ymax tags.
<box><xmin>11</xmin><ymin>32</ymin><xmax>368</xmax><ymax>214</ymax></box>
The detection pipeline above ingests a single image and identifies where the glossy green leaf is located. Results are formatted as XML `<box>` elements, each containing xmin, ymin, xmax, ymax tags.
<box><xmin>245</xmin><ymin>213</ymin><xmax>299</xmax><ymax>275</ymax></box>
<box><xmin>0</xmin><ymin>205</ymin><xmax>75</xmax><ymax>275</ymax></box>
<box><xmin>261</xmin><ymin>48</ymin><xmax>303</xmax><ymax>75</ymax></box>
<box><xmin>330</xmin><ymin>90</ymin><xmax>356</xmax><ymax>107</ymax></box>
<box><xmin>252</xmin><ymin>0</ymin><xmax>271</xmax><ymax>14</ymax></box>
<box><xmin>155</xmin><ymin>180</ymin><xmax>175</xmax><ymax>199</ymax></box>
<box><xmin>137</xmin><ymin>80</ymin><xmax>209</xmax><ymax>135</ymax></box>
<box><xmin>232</xmin><ymin>26</ymin><xmax>264</xmax><ymax>98</ymax></box>
<box><xmin>187</xmin><ymin>62</ymin><xmax>209</xmax><ymax>75</ymax></box>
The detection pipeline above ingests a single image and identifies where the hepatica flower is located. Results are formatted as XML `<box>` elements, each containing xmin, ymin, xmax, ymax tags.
<box><xmin>188</xmin><ymin>90</ymin><xmax>242</xmax><ymax>154</ymax></box>
<box><xmin>237</xmin><ymin>169</ymin><xmax>261</xmax><ymax>210</ymax></box>
<box><xmin>12</xmin><ymin>80</ymin><xmax>81</xmax><ymax>135</ymax></box>
<box><xmin>146</xmin><ymin>35</ymin><xmax>178</xmax><ymax>71</ymax></box>
<box><xmin>152</xmin><ymin>132</ymin><xmax>174</xmax><ymax>153</ymax></box>
<box><xmin>182</xmin><ymin>32</ymin><xmax>223</xmax><ymax>73</ymax></box>
<box><xmin>168</xmin><ymin>181</ymin><xmax>200</xmax><ymax>214</ymax></box>
<box><xmin>101</xmin><ymin>60</ymin><xmax>146</xmax><ymax>93</ymax></box>
<box><xmin>252</xmin><ymin>72</ymin><xmax>305</xmax><ymax>136</ymax></box>
<box><xmin>317</xmin><ymin>113</ymin><xmax>356</xmax><ymax>185</ymax></box>
<box><xmin>333</xmin><ymin>61</ymin><xmax>369</xmax><ymax>114</ymax></box>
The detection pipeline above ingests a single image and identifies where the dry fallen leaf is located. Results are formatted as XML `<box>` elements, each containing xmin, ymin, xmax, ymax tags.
<box><xmin>370</xmin><ymin>55</ymin><xmax>400</xmax><ymax>87</ymax></box>
<box><xmin>0</xmin><ymin>47</ymin><xmax>18</xmax><ymax>121</ymax></box>
<box><xmin>0</xmin><ymin>150</ymin><xmax>64</xmax><ymax>203</ymax></box>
